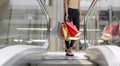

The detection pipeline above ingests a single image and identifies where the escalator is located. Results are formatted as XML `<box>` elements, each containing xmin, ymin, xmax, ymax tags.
<box><xmin>0</xmin><ymin>0</ymin><xmax>120</xmax><ymax>66</ymax></box>
<box><xmin>83</xmin><ymin>0</ymin><xmax>120</xmax><ymax>66</ymax></box>
<box><xmin>0</xmin><ymin>0</ymin><xmax>49</xmax><ymax>47</ymax></box>
<box><xmin>0</xmin><ymin>0</ymin><xmax>50</xmax><ymax>66</ymax></box>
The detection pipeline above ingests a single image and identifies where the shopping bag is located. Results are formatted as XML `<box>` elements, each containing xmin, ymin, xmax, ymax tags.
<box><xmin>101</xmin><ymin>35</ymin><xmax>119</xmax><ymax>40</ymax></box>
<box><xmin>61</xmin><ymin>22</ymin><xmax>80</xmax><ymax>40</ymax></box>
<box><xmin>65</xmin><ymin>22</ymin><xmax>81</xmax><ymax>37</ymax></box>
<box><xmin>61</xmin><ymin>23</ymin><xmax>69</xmax><ymax>39</ymax></box>
<box><xmin>50</xmin><ymin>22</ymin><xmax>63</xmax><ymax>39</ymax></box>
<box><xmin>101</xmin><ymin>22</ymin><xmax>119</xmax><ymax>40</ymax></box>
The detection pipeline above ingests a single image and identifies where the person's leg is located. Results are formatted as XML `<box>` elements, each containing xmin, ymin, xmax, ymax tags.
<box><xmin>69</xmin><ymin>40</ymin><xmax>75</xmax><ymax>53</ymax></box>
<box><xmin>64</xmin><ymin>8</ymin><xmax>73</xmax><ymax>52</ymax></box>
<box><xmin>68</xmin><ymin>8</ymin><xmax>74</xmax><ymax>21</ymax></box>
<box><xmin>66</xmin><ymin>40</ymin><xmax>74</xmax><ymax>56</ymax></box>
<box><xmin>65</xmin><ymin>40</ymin><xmax>74</xmax><ymax>56</ymax></box>
<box><xmin>65</xmin><ymin>8</ymin><xmax>75</xmax><ymax>56</ymax></box>
<box><xmin>73</xmin><ymin>13</ymin><xmax>80</xmax><ymax>30</ymax></box>
<box><xmin>67</xmin><ymin>8</ymin><xmax>75</xmax><ymax>47</ymax></box>
<box><xmin>64</xmin><ymin>13</ymin><xmax>71</xmax><ymax>52</ymax></box>
<box><xmin>68</xmin><ymin>9</ymin><xmax>80</xmax><ymax>54</ymax></box>
<box><xmin>70</xmin><ymin>40</ymin><xmax>75</xmax><ymax>48</ymax></box>
<box><xmin>65</xmin><ymin>41</ymin><xmax>70</xmax><ymax>50</ymax></box>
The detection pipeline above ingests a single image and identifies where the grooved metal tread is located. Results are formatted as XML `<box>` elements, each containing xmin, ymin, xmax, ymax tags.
<box><xmin>30</xmin><ymin>52</ymin><xmax>95</xmax><ymax>66</ymax></box>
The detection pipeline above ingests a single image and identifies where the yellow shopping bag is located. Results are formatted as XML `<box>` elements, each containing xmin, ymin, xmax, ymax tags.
<box><xmin>61</xmin><ymin>23</ymin><xmax>70</xmax><ymax>40</ymax></box>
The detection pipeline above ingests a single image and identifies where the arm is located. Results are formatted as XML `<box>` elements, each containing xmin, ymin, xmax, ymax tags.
<box><xmin>64</xmin><ymin>0</ymin><xmax>69</xmax><ymax>19</ymax></box>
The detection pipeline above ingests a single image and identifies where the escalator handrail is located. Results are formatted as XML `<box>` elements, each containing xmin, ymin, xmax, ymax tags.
<box><xmin>85</xmin><ymin>0</ymin><xmax>97</xmax><ymax>20</ymax></box>
<box><xmin>37</xmin><ymin>0</ymin><xmax>50</xmax><ymax>40</ymax></box>
<box><xmin>36</xmin><ymin>0</ymin><xmax>49</xmax><ymax>20</ymax></box>
<box><xmin>36</xmin><ymin>0</ymin><xmax>50</xmax><ymax>49</ymax></box>
<box><xmin>84</xmin><ymin>0</ymin><xmax>98</xmax><ymax>47</ymax></box>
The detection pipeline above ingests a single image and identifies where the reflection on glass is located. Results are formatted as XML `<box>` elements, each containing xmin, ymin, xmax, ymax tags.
<box><xmin>0</xmin><ymin>0</ymin><xmax>48</xmax><ymax>47</ymax></box>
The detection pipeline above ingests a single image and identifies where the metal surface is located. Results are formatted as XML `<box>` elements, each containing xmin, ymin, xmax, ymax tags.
<box><xmin>29</xmin><ymin>52</ymin><xmax>94</xmax><ymax>66</ymax></box>
<box><xmin>83</xmin><ymin>0</ymin><xmax>97</xmax><ymax>48</ymax></box>
<box><xmin>0</xmin><ymin>45</ymin><xmax>47</xmax><ymax>66</ymax></box>
<box><xmin>86</xmin><ymin>45</ymin><xmax>120</xmax><ymax>66</ymax></box>
<box><xmin>36</xmin><ymin>0</ymin><xmax>50</xmax><ymax>37</ymax></box>
<box><xmin>108</xmin><ymin>6</ymin><xmax>113</xmax><ymax>24</ymax></box>
<box><xmin>0</xmin><ymin>0</ymin><xmax>50</xmax><ymax>66</ymax></box>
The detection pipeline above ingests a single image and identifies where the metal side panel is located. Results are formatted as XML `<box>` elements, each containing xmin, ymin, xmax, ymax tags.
<box><xmin>0</xmin><ymin>45</ymin><xmax>47</xmax><ymax>66</ymax></box>
<box><xmin>85</xmin><ymin>45</ymin><xmax>120</xmax><ymax>66</ymax></box>
<box><xmin>106</xmin><ymin>46</ymin><xmax>120</xmax><ymax>64</ymax></box>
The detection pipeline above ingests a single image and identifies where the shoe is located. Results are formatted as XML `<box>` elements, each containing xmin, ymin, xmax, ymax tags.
<box><xmin>65</xmin><ymin>49</ymin><xmax>67</xmax><ymax>52</ymax></box>
<box><xmin>66</xmin><ymin>53</ymin><xmax>74</xmax><ymax>56</ymax></box>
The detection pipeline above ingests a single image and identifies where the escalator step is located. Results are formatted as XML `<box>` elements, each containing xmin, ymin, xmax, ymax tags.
<box><xmin>29</xmin><ymin>52</ymin><xmax>95</xmax><ymax>66</ymax></box>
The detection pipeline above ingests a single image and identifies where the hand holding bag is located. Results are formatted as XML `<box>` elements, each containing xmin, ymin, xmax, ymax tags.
<box><xmin>65</xmin><ymin>22</ymin><xmax>81</xmax><ymax>37</ymax></box>
<box><xmin>61</xmin><ymin>22</ymin><xmax>81</xmax><ymax>40</ymax></box>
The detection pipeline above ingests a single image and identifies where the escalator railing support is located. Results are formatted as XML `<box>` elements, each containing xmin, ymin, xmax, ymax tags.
<box><xmin>36</xmin><ymin>0</ymin><xmax>50</xmax><ymax>49</ymax></box>
<box><xmin>84</xmin><ymin>0</ymin><xmax>98</xmax><ymax>48</ymax></box>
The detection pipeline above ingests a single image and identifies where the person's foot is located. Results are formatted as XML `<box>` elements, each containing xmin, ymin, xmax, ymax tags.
<box><xmin>66</xmin><ymin>53</ymin><xmax>74</xmax><ymax>56</ymax></box>
<box><xmin>65</xmin><ymin>49</ymin><xmax>67</xmax><ymax>52</ymax></box>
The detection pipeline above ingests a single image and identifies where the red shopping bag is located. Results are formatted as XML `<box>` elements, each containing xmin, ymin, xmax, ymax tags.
<box><xmin>61</xmin><ymin>22</ymin><xmax>80</xmax><ymax>40</ymax></box>
<box><xmin>101</xmin><ymin>22</ymin><xmax>119</xmax><ymax>40</ymax></box>
<box><xmin>102</xmin><ymin>22</ymin><xmax>119</xmax><ymax>36</ymax></box>
<box><xmin>65</xmin><ymin>22</ymin><xmax>81</xmax><ymax>37</ymax></box>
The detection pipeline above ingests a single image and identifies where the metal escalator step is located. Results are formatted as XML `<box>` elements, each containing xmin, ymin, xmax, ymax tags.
<box><xmin>29</xmin><ymin>52</ymin><xmax>95</xmax><ymax>66</ymax></box>
<box><xmin>44</xmin><ymin>52</ymin><xmax>87</xmax><ymax>60</ymax></box>
<box><xmin>30</xmin><ymin>59</ymin><xmax>94</xmax><ymax>66</ymax></box>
